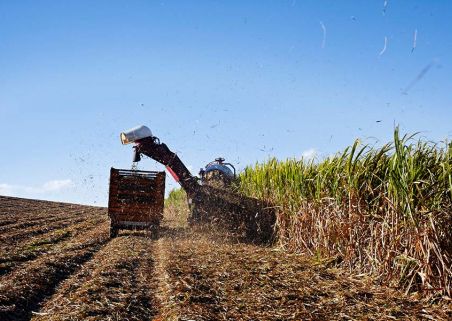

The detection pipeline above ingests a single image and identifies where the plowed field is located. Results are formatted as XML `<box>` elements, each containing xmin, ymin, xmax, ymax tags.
<box><xmin>0</xmin><ymin>196</ymin><xmax>450</xmax><ymax>320</ymax></box>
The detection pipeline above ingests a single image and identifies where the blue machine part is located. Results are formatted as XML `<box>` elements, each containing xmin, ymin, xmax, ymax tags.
<box><xmin>204</xmin><ymin>163</ymin><xmax>234</xmax><ymax>179</ymax></box>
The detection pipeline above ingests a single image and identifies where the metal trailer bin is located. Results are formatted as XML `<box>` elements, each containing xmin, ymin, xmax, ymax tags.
<box><xmin>108</xmin><ymin>168</ymin><xmax>165</xmax><ymax>238</ymax></box>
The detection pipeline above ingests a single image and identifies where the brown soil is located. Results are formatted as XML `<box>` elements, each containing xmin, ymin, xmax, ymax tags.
<box><xmin>32</xmin><ymin>233</ymin><xmax>159</xmax><ymax>321</ymax></box>
<box><xmin>0</xmin><ymin>196</ymin><xmax>450</xmax><ymax>320</ymax></box>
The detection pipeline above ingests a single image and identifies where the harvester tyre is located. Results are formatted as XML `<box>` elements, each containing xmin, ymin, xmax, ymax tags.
<box><xmin>149</xmin><ymin>225</ymin><xmax>160</xmax><ymax>240</ymax></box>
<box><xmin>110</xmin><ymin>226</ymin><xmax>119</xmax><ymax>238</ymax></box>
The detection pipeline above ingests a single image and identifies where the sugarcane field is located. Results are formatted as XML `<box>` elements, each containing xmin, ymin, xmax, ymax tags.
<box><xmin>1</xmin><ymin>1</ymin><xmax>452</xmax><ymax>320</ymax></box>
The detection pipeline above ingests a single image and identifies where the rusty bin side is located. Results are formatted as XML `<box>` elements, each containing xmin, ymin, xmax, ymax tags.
<box><xmin>108</xmin><ymin>168</ymin><xmax>165</xmax><ymax>236</ymax></box>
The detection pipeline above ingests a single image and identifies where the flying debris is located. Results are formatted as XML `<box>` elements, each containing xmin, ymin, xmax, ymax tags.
<box><xmin>402</xmin><ymin>61</ymin><xmax>436</xmax><ymax>94</ymax></box>
<box><xmin>383</xmin><ymin>0</ymin><xmax>389</xmax><ymax>15</ymax></box>
<box><xmin>210</xmin><ymin>121</ymin><xmax>220</xmax><ymax>129</ymax></box>
<box><xmin>412</xmin><ymin>29</ymin><xmax>418</xmax><ymax>53</ymax></box>
<box><xmin>379</xmin><ymin>36</ymin><xmax>388</xmax><ymax>56</ymax></box>
<box><xmin>319</xmin><ymin>21</ymin><xmax>326</xmax><ymax>48</ymax></box>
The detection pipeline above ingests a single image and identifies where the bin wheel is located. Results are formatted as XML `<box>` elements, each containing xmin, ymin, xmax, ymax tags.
<box><xmin>110</xmin><ymin>226</ymin><xmax>119</xmax><ymax>238</ymax></box>
<box><xmin>148</xmin><ymin>226</ymin><xmax>160</xmax><ymax>240</ymax></box>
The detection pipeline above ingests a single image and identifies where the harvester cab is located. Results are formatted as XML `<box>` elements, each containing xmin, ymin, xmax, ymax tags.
<box><xmin>199</xmin><ymin>157</ymin><xmax>236</xmax><ymax>188</ymax></box>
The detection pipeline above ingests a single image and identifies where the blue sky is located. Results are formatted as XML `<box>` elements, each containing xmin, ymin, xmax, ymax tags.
<box><xmin>0</xmin><ymin>1</ymin><xmax>451</xmax><ymax>205</ymax></box>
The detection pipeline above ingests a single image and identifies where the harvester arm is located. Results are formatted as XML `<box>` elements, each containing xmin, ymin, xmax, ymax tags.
<box><xmin>133</xmin><ymin>136</ymin><xmax>199</xmax><ymax>197</ymax></box>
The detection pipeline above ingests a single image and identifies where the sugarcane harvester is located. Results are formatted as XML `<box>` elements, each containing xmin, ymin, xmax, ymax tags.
<box><xmin>119</xmin><ymin>125</ymin><xmax>276</xmax><ymax>243</ymax></box>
